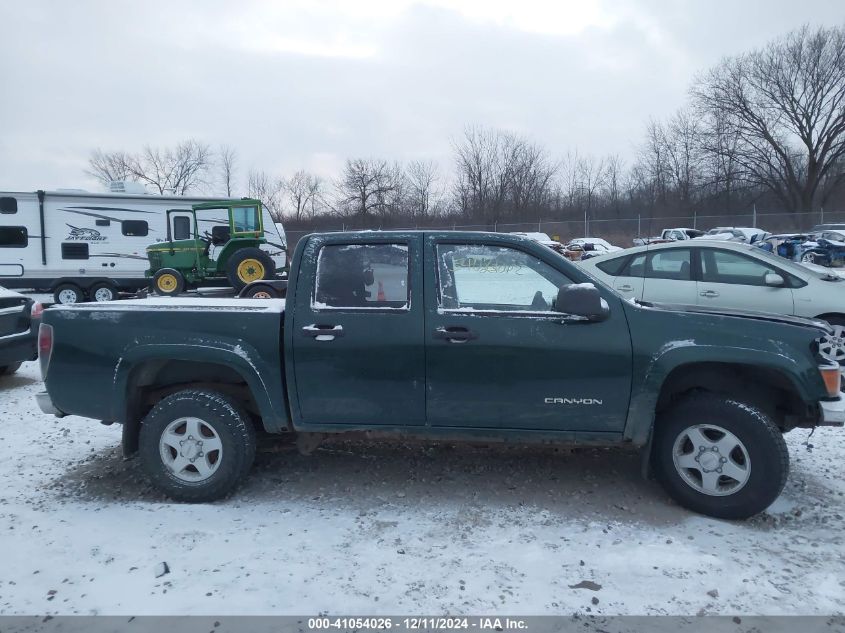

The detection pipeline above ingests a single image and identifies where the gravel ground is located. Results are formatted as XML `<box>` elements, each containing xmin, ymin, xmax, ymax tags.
<box><xmin>0</xmin><ymin>361</ymin><xmax>843</xmax><ymax>616</ymax></box>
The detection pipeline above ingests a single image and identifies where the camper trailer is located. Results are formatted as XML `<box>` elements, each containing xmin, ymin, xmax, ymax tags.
<box><xmin>0</xmin><ymin>189</ymin><xmax>286</xmax><ymax>303</ymax></box>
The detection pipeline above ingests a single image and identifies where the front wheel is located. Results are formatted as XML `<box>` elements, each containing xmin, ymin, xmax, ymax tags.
<box><xmin>651</xmin><ymin>393</ymin><xmax>788</xmax><ymax>519</ymax></box>
<box><xmin>801</xmin><ymin>251</ymin><xmax>819</xmax><ymax>264</ymax></box>
<box><xmin>139</xmin><ymin>389</ymin><xmax>256</xmax><ymax>502</ymax></box>
<box><xmin>152</xmin><ymin>268</ymin><xmax>186</xmax><ymax>296</ymax></box>
<box><xmin>818</xmin><ymin>316</ymin><xmax>845</xmax><ymax>367</ymax></box>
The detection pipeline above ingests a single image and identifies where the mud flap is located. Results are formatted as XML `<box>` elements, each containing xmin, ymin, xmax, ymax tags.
<box><xmin>640</xmin><ymin>427</ymin><xmax>654</xmax><ymax>479</ymax></box>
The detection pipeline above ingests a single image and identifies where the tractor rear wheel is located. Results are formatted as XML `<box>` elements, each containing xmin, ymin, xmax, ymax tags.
<box><xmin>152</xmin><ymin>268</ymin><xmax>186</xmax><ymax>296</ymax></box>
<box><xmin>226</xmin><ymin>248</ymin><xmax>275</xmax><ymax>291</ymax></box>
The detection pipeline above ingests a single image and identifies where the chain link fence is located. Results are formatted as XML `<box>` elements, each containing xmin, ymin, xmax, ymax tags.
<box><xmin>282</xmin><ymin>209</ymin><xmax>845</xmax><ymax>251</ymax></box>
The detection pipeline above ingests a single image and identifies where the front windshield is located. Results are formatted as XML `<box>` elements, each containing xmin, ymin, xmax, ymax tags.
<box><xmin>741</xmin><ymin>244</ymin><xmax>838</xmax><ymax>280</ymax></box>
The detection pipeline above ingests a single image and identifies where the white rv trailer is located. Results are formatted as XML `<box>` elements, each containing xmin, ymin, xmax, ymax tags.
<box><xmin>0</xmin><ymin>190</ymin><xmax>286</xmax><ymax>302</ymax></box>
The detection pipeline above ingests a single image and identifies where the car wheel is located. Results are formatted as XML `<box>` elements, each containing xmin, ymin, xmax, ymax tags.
<box><xmin>651</xmin><ymin>393</ymin><xmax>788</xmax><ymax>519</ymax></box>
<box><xmin>0</xmin><ymin>362</ymin><xmax>22</xmax><ymax>376</ymax></box>
<box><xmin>90</xmin><ymin>282</ymin><xmax>118</xmax><ymax>302</ymax></box>
<box><xmin>53</xmin><ymin>283</ymin><xmax>85</xmax><ymax>305</ymax></box>
<box><xmin>139</xmin><ymin>389</ymin><xmax>256</xmax><ymax>502</ymax></box>
<box><xmin>819</xmin><ymin>317</ymin><xmax>845</xmax><ymax>367</ymax></box>
<box><xmin>801</xmin><ymin>251</ymin><xmax>818</xmax><ymax>264</ymax></box>
<box><xmin>152</xmin><ymin>269</ymin><xmax>186</xmax><ymax>296</ymax></box>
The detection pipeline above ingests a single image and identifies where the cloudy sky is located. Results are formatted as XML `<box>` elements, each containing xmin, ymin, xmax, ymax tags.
<box><xmin>1</xmin><ymin>0</ymin><xmax>842</xmax><ymax>194</ymax></box>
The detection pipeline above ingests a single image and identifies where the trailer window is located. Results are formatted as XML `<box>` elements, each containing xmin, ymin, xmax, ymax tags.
<box><xmin>0</xmin><ymin>226</ymin><xmax>27</xmax><ymax>247</ymax></box>
<box><xmin>173</xmin><ymin>216</ymin><xmax>191</xmax><ymax>240</ymax></box>
<box><xmin>96</xmin><ymin>219</ymin><xmax>110</xmax><ymax>227</ymax></box>
<box><xmin>122</xmin><ymin>220</ymin><xmax>149</xmax><ymax>237</ymax></box>
<box><xmin>0</xmin><ymin>197</ymin><xmax>17</xmax><ymax>214</ymax></box>
<box><xmin>62</xmin><ymin>243</ymin><xmax>89</xmax><ymax>260</ymax></box>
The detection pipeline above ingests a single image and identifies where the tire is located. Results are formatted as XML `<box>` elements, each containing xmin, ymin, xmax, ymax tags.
<box><xmin>241</xmin><ymin>283</ymin><xmax>281</xmax><ymax>299</ymax></box>
<box><xmin>53</xmin><ymin>283</ymin><xmax>84</xmax><ymax>305</ymax></box>
<box><xmin>818</xmin><ymin>316</ymin><xmax>845</xmax><ymax>367</ymax></box>
<box><xmin>90</xmin><ymin>282</ymin><xmax>118</xmax><ymax>302</ymax></box>
<box><xmin>0</xmin><ymin>362</ymin><xmax>22</xmax><ymax>376</ymax></box>
<box><xmin>801</xmin><ymin>251</ymin><xmax>818</xmax><ymax>264</ymax></box>
<box><xmin>651</xmin><ymin>393</ymin><xmax>789</xmax><ymax>519</ymax></box>
<box><xmin>226</xmin><ymin>248</ymin><xmax>275</xmax><ymax>291</ymax></box>
<box><xmin>152</xmin><ymin>268</ymin><xmax>186</xmax><ymax>296</ymax></box>
<box><xmin>139</xmin><ymin>389</ymin><xmax>257</xmax><ymax>502</ymax></box>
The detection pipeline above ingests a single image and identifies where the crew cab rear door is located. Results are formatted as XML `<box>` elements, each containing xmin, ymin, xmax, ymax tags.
<box><xmin>289</xmin><ymin>233</ymin><xmax>426</xmax><ymax>426</ymax></box>
<box><xmin>424</xmin><ymin>235</ymin><xmax>633</xmax><ymax>433</ymax></box>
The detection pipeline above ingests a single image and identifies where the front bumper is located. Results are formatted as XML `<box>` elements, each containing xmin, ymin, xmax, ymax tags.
<box><xmin>36</xmin><ymin>391</ymin><xmax>65</xmax><ymax>418</ymax></box>
<box><xmin>819</xmin><ymin>394</ymin><xmax>845</xmax><ymax>427</ymax></box>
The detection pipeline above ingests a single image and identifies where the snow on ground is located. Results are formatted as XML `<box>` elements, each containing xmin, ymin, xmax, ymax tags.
<box><xmin>1</xmin><ymin>361</ymin><xmax>844</xmax><ymax>616</ymax></box>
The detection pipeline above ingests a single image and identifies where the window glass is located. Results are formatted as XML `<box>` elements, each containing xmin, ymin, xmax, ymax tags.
<box><xmin>645</xmin><ymin>249</ymin><xmax>691</xmax><ymax>281</ymax></box>
<box><xmin>596</xmin><ymin>255</ymin><xmax>629</xmax><ymax>276</ymax></box>
<box><xmin>122</xmin><ymin>220</ymin><xmax>148</xmax><ymax>237</ymax></box>
<box><xmin>61</xmin><ymin>243</ymin><xmax>89</xmax><ymax>260</ymax></box>
<box><xmin>626</xmin><ymin>254</ymin><xmax>646</xmax><ymax>277</ymax></box>
<box><xmin>232</xmin><ymin>206</ymin><xmax>260</xmax><ymax>233</ymax></box>
<box><xmin>0</xmin><ymin>226</ymin><xmax>27</xmax><ymax>247</ymax></box>
<box><xmin>173</xmin><ymin>216</ymin><xmax>192</xmax><ymax>240</ymax></box>
<box><xmin>701</xmin><ymin>250</ymin><xmax>778</xmax><ymax>286</ymax></box>
<box><xmin>95</xmin><ymin>219</ymin><xmax>110</xmax><ymax>227</ymax></box>
<box><xmin>314</xmin><ymin>243</ymin><xmax>409</xmax><ymax>309</ymax></box>
<box><xmin>437</xmin><ymin>244</ymin><xmax>572</xmax><ymax>311</ymax></box>
<box><xmin>0</xmin><ymin>197</ymin><xmax>17</xmax><ymax>214</ymax></box>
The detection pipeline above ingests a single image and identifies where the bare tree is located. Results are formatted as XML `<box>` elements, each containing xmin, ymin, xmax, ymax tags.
<box><xmin>336</xmin><ymin>158</ymin><xmax>402</xmax><ymax>219</ymax></box>
<box><xmin>219</xmin><ymin>144</ymin><xmax>238</xmax><ymax>197</ymax></box>
<box><xmin>247</xmin><ymin>169</ymin><xmax>285</xmax><ymax>221</ymax></box>
<box><xmin>86</xmin><ymin>149</ymin><xmax>135</xmax><ymax>188</ymax></box>
<box><xmin>603</xmin><ymin>154</ymin><xmax>625</xmax><ymax>215</ymax></box>
<box><xmin>122</xmin><ymin>139</ymin><xmax>213</xmax><ymax>195</ymax></box>
<box><xmin>284</xmin><ymin>170</ymin><xmax>326</xmax><ymax>222</ymax></box>
<box><xmin>693</xmin><ymin>24</ymin><xmax>845</xmax><ymax>213</ymax></box>
<box><xmin>405</xmin><ymin>160</ymin><xmax>444</xmax><ymax>219</ymax></box>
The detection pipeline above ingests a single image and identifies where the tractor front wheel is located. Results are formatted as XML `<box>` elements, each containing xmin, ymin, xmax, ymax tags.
<box><xmin>152</xmin><ymin>268</ymin><xmax>186</xmax><ymax>296</ymax></box>
<box><xmin>226</xmin><ymin>248</ymin><xmax>275</xmax><ymax>291</ymax></box>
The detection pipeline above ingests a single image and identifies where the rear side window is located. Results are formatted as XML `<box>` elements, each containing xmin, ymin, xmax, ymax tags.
<box><xmin>314</xmin><ymin>243</ymin><xmax>409</xmax><ymax>309</ymax></box>
<box><xmin>0</xmin><ymin>226</ymin><xmax>27</xmax><ymax>247</ymax></box>
<box><xmin>644</xmin><ymin>249</ymin><xmax>692</xmax><ymax>281</ymax></box>
<box><xmin>122</xmin><ymin>220</ymin><xmax>148</xmax><ymax>237</ymax></box>
<box><xmin>173</xmin><ymin>216</ymin><xmax>191</xmax><ymax>240</ymax></box>
<box><xmin>61</xmin><ymin>243</ymin><xmax>89</xmax><ymax>260</ymax></box>
<box><xmin>595</xmin><ymin>255</ymin><xmax>629</xmax><ymax>276</ymax></box>
<box><xmin>0</xmin><ymin>197</ymin><xmax>17</xmax><ymax>214</ymax></box>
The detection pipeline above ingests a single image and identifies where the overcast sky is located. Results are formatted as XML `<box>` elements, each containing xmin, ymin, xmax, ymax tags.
<box><xmin>1</xmin><ymin>0</ymin><xmax>843</xmax><ymax>194</ymax></box>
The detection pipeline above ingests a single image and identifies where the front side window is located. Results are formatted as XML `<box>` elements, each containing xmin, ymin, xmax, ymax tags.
<box><xmin>314</xmin><ymin>243</ymin><xmax>409</xmax><ymax>309</ymax></box>
<box><xmin>232</xmin><ymin>206</ymin><xmax>260</xmax><ymax>233</ymax></box>
<box><xmin>0</xmin><ymin>226</ymin><xmax>27</xmax><ymax>247</ymax></box>
<box><xmin>701</xmin><ymin>249</ymin><xmax>779</xmax><ymax>286</ymax></box>
<box><xmin>122</xmin><ymin>220</ymin><xmax>148</xmax><ymax>237</ymax></box>
<box><xmin>645</xmin><ymin>249</ymin><xmax>691</xmax><ymax>281</ymax></box>
<box><xmin>437</xmin><ymin>243</ymin><xmax>572</xmax><ymax>312</ymax></box>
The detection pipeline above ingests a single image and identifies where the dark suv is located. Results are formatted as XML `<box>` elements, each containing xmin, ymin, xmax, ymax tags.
<box><xmin>0</xmin><ymin>286</ymin><xmax>38</xmax><ymax>375</ymax></box>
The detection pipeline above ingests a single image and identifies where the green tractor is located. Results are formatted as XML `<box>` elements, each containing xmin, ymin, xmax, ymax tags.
<box><xmin>146</xmin><ymin>199</ymin><xmax>277</xmax><ymax>296</ymax></box>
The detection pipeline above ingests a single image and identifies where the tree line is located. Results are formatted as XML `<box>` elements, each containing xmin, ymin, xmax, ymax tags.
<box><xmin>87</xmin><ymin>24</ymin><xmax>845</xmax><ymax>233</ymax></box>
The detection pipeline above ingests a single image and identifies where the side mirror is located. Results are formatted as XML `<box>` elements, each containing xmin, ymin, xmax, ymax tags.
<box><xmin>554</xmin><ymin>284</ymin><xmax>610</xmax><ymax>322</ymax></box>
<box><xmin>765</xmin><ymin>273</ymin><xmax>785</xmax><ymax>287</ymax></box>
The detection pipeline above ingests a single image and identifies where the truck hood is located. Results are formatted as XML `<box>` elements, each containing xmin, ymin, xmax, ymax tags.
<box><xmin>633</xmin><ymin>299</ymin><xmax>833</xmax><ymax>335</ymax></box>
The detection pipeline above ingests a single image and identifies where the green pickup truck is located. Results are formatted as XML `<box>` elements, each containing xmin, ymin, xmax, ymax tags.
<box><xmin>36</xmin><ymin>231</ymin><xmax>845</xmax><ymax>518</ymax></box>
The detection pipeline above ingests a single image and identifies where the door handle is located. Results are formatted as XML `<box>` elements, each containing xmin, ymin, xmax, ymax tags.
<box><xmin>699</xmin><ymin>290</ymin><xmax>720</xmax><ymax>298</ymax></box>
<box><xmin>302</xmin><ymin>324</ymin><xmax>344</xmax><ymax>340</ymax></box>
<box><xmin>433</xmin><ymin>326</ymin><xmax>478</xmax><ymax>343</ymax></box>
<box><xmin>617</xmin><ymin>285</ymin><xmax>633</xmax><ymax>292</ymax></box>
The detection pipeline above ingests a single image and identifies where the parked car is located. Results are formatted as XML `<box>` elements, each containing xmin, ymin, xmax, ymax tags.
<box><xmin>37</xmin><ymin>231</ymin><xmax>844</xmax><ymax>519</ymax></box>
<box><xmin>756</xmin><ymin>233</ymin><xmax>812</xmax><ymax>260</ymax></box>
<box><xmin>694</xmin><ymin>227</ymin><xmax>768</xmax><ymax>243</ymax></box>
<box><xmin>797</xmin><ymin>230</ymin><xmax>845</xmax><ymax>267</ymax></box>
<box><xmin>509</xmin><ymin>232</ymin><xmax>567</xmax><ymax>255</ymax></box>
<box><xmin>633</xmin><ymin>228</ymin><xmax>705</xmax><ymax>246</ymax></box>
<box><xmin>566</xmin><ymin>237</ymin><xmax>622</xmax><ymax>254</ymax></box>
<box><xmin>0</xmin><ymin>286</ymin><xmax>38</xmax><ymax>375</ymax></box>
<box><xmin>581</xmin><ymin>241</ymin><xmax>845</xmax><ymax>364</ymax></box>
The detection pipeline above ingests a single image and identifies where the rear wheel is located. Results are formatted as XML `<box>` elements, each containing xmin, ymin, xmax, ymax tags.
<box><xmin>0</xmin><ymin>362</ymin><xmax>22</xmax><ymax>376</ymax></box>
<box><xmin>139</xmin><ymin>389</ymin><xmax>257</xmax><ymax>502</ymax></box>
<box><xmin>226</xmin><ymin>248</ymin><xmax>275</xmax><ymax>291</ymax></box>
<box><xmin>54</xmin><ymin>283</ymin><xmax>84</xmax><ymax>305</ymax></box>
<box><xmin>651</xmin><ymin>393</ymin><xmax>788</xmax><ymax>519</ymax></box>
<box><xmin>90</xmin><ymin>282</ymin><xmax>118</xmax><ymax>302</ymax></box>
<box><xmin>152</xmin><ymin>268</ymin><xmax>186</xmax><ymax>296</ymax></box>
<box><xmin>801</xmin><ymin>251</ymin><xmax>818</xmax><ymax>264</ymax></box>
<box><xmin>818</xmin><ymin>316</ymin><xmax>845</xmax><ymax>367</ymax></box>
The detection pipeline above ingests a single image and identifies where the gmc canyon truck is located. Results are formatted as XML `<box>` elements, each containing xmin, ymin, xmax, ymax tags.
<box><xmin>36</xmin><ymin>231</ymin><xmax>845</xmax><ymax>519</ymax></box>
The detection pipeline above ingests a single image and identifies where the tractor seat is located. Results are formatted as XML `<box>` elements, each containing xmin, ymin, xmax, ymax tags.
<box><xmin>211</xmin><ymin>225</ymin><xmax>231</xmax><ymax>246</ymax></box>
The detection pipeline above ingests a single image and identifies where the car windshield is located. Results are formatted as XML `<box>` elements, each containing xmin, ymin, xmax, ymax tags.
<box><xmin>742</xmin><ymin>244</ymin><xmax>841</xmax><ymax>281</ymax></box>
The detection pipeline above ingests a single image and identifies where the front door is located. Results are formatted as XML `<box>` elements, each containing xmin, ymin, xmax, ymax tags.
<box><xmin>290</xmin><ymin>235</ymin><xmax>426</xmax><ymax>426</ymax></box>
<box><xmin>641</xmin><ymin>248</ymin><xmax>698</xmax><ymax>305</ymax></box>
<box><xmin>424</xmin><ymin>237</ymin><xmax>633</xmax><ymax>433</ymax></box>
<box><xmin>697</xmin><ymin>248</ymin><xmax>794</xmax><ymax>314</ymax></box>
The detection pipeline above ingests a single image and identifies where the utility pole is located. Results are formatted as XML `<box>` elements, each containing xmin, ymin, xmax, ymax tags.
<box><xmin>752</xmin><ymin>203</ymin><xmax>756</xmax><ymax>228</ymax></box>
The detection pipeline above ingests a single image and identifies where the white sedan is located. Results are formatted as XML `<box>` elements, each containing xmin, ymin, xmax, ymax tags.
<box><xmin>580</xmin><ymin>240</ymin><xmax>845</xmax><ymax>363</ymax></box>
<box><xmin>567</xmin><ymin>237</ymin><xmax>622</xmax><ymax>253</ymax></box>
